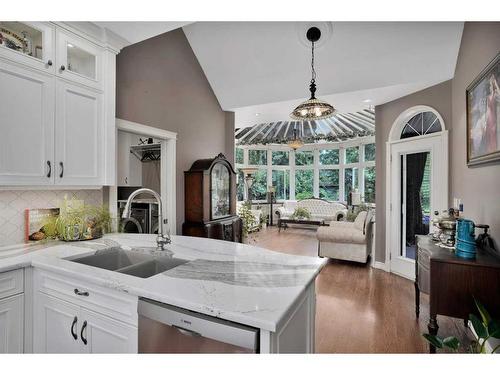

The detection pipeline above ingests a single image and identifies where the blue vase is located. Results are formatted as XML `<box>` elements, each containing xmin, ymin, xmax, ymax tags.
<box><xmin>455</xmin><ymin>218</ymin><xmax>476</xmax><ymax>259</ymax></box>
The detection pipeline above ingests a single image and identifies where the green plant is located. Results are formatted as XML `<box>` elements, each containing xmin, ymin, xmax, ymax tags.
<box><xmin>423</xmin><ymin>299</ymin><xmax>500</xmax><ymax>353</ymax></box>
<box><xmin>290</xmin><ymin>207</ymin><xmax>311</xmax><ymax>220</ymax></box>
<box><xmin>346</xmin><ymin>204</ymin><xmax>369</xmax><ymax>222</ymax></box>
<box><xmin>238</xmin><ymin>202</ymin><xmax>258</xmax><ymax>238</ymax></box>
<box><xmin>42</xmin><ymin>197</ymin><xmax>112</xmax><ymax>241</ymax></box>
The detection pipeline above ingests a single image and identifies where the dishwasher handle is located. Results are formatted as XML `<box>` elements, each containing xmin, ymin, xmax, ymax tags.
<box><xmin>172</xmin><ymin>325</ymin><xmax>202</xmax><ymax>338</ymax></box>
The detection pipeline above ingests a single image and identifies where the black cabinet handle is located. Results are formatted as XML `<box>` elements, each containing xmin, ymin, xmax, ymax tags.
<box><xmin>59</xmin><ymin>162</ymin><xmax>64</xmax><ymax>178</ymax></box>
<box><xmin>74</xmin><ymin>288</ymin><xmax>89</xmax><ymax>297</ymax></box>
<box><xmin>71</xmin><ymin>316</ymin><xmax>78</xmax><ymax>340</ymax></box>
<box><xmin>81</xmin><ymin>320</ymin><xmax>88</xmax><ymax>345</ymax></box>
<box><xmin>60</xmin><ymin>65</ymin><xmax>66</xmax><ymax>71</ymax></box>
<box><xmin>46</xmin><ymin>161</ymin><xmax>51</xmax><ymax>178</ymax></box>
<box><xmin>47</xmin><ymin>60</ymin><xmax>53</xmax><ymax>66</ymax></box>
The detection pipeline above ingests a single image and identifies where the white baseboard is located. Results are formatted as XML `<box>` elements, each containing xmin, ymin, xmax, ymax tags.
<box><xmin>372</xmin><ymin>261</ymin><xmax>389</xmax><ymax>272</ymax></box>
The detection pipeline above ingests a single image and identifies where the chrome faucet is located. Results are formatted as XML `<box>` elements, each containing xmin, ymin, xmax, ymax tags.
<box><xmin>121</xmin><ymin>188</ymin><xmax>171</xmax><ymax>250</ymax></box>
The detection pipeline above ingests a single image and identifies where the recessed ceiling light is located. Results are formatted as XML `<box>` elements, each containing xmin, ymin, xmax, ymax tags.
<box><xmin>255</xmin><ymin>113</ymin><xmax>260</xmax><ymax>116</ymax></box>
<box><xmin>67</xmin><ymin>43</ymin><xmax>74</xmax><ymax>48</ymax></box>
<box><xmin>362</xmin><ymin>99</ymin><xmax>372</xmax><ymax>103</ymax></box>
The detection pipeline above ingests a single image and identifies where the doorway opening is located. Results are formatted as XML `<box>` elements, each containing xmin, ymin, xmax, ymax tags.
<box><xmin>386</xmin><ymin>106</ymin><xmax>448</xmax><ymax>279</ymax></box>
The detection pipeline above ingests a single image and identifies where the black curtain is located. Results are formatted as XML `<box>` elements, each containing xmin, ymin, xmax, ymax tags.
<box><xmin>405</xmin><ymin>153</ymin><xmax>427</xmax><ymax>246</ymax></box>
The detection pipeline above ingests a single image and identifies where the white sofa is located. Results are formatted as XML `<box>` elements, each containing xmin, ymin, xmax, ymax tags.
<box><xmin>275</xmin><ymin>198</ymin><xmax>347</xmax><ymax>224</ymax></box>
<box><xmin>316</xmin><ymin>210</ymin><xmax>374</xmax><ymax>263</ymax></box>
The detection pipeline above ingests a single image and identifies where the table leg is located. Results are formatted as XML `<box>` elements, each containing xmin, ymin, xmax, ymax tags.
<box><xmin>414</xmin><ymin>281</ymin><xmax>420</xmax><ymax>319</ymax></box>
<box><xmin>278</xmin><ymin>219</ymin><xmax>281</xmax><ymax>232</ymax></box>
<box><xmin>427</xmin><ymin>315</ymin><xmax>439</xmax><ymax>353</ymax></box>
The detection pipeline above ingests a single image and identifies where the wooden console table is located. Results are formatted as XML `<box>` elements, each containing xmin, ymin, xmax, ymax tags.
<box><xmin>415</xmin><ymin>235</ymin><xmax>500</xmax><ymax>353</ymax></box>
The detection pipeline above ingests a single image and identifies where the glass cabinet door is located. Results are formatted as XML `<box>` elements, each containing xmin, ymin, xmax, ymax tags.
<box><xmin>211</xmin><ymin>163</ymin><xmax>231</xmax><ymax>220</ymax></box>
<box><xmin>66</xmin><ymin>43</ymin><xmax>96</xmax><ymax>79</ymax></box>
<box><xmin>56</xmin><ymin>30</ymin><xmax>103</xmax><ymax>89</ymax></box>
<box><xmin>0</xmin><ymin>22</ymin><xmax>54</xmax><ymax>71</ymax></box>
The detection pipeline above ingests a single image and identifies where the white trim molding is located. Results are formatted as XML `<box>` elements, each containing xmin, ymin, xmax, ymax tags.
<box><xmin>111</xmin><ymin>118</ymin><xmax>177</xmax><ymax>234</ymax></box>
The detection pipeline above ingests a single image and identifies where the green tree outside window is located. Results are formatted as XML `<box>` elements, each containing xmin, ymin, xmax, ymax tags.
<box><xmin>295</xmin><ymin>169</ymin><xmax>314</xmax><ymax>200</ymax></box>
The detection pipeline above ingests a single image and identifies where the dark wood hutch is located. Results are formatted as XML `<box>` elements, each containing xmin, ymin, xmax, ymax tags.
<box><xmin>182</xmin><ymin>153</ymin><xmax>242</xmax><ymax>243</ymax></box>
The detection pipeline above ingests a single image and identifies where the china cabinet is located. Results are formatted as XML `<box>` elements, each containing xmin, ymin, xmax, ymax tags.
<box><xmin>182</xmin><ymin>154</ymin><xmax>242</xmax><ymax>242</ymax></box>
<box><xmin>0</xmin><ymin>22</ymin><xmax>123</xmax><ymax>186</ymax></box>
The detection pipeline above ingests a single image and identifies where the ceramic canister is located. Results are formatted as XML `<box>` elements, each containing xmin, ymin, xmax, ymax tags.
<box><xmin>455</xmin><ymin>218</ymin><xmax>476</xmax><ymax>259</ymax></box>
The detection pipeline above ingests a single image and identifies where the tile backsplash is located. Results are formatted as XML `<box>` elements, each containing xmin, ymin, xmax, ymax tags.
<box><xmin>0</xmin><ymin>189</ymin><xmax>103</xmax><ymax>247</ymax></box>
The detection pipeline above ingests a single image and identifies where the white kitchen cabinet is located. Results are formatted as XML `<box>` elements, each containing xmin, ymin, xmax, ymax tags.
<box><xmin>0</xmin><ymin>22</ymin><xmax>121</xmax><ymax>187</ymax></box>
<box><xmin>33</xmin><ymin>268</ymin><xmax>138</xmax><ymax>353</ymax></box>
<box><xmin>117</xmin><ymin>131</ymin><xmax>143</xmax><ymax>187</ymax></box>
<box><xmin>56</xmin><ymin>29</ymin><xmax>103</xmax><ymax>90</ymax></box>
<box><xmin>0</xmin><ymin>60</ymin><xmax>55</xmax><ymax>185</ymax></box>
<box><xmin>0</xmin><ymin>22</ymin><xmax>55</xmax><ymax>73</ymax></box>
<box><xmin>34</xmin><ymin>292</ymin><xmax>81</xmax><ymax>353</ymax></box>
<box><xmin>55</xmin><ymin>80</ymin><xmax>103</xmax><ymax>185</ymax></box>
<box><xmin>0</xmin><ymin>294</ymin><xmax>24</xmax><ymax>353</ymax></box>
<box><xmin>80</xmin><ymin>308</ymin><xmax>138</xmax><ymax>353</ymax></box>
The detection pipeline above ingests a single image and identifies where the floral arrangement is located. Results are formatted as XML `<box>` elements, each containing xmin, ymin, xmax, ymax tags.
<box><xmin>290</xmin><ymin>207</ymin><xmax>311</xmax><ymax>220</ymax></box>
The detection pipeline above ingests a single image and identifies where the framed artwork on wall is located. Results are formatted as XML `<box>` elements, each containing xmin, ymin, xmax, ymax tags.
<box><xmin>466</xmin><ymin>52</ymin><xmax>500</xmax><ymax>166</ymax></box>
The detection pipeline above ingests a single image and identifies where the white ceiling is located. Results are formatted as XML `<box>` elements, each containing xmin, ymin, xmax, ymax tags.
<box><xmin>94</xmin><ymin>21</ymin><xmax>191</xmax><ymax>45</ymax></box>
<box><xmin>183</xmin><ymin>22</ymin><xmax>464</xmax><ymax>124</ymax></box>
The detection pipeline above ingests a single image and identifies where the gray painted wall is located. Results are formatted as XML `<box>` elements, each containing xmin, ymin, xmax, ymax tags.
<box><xmin>450</xmin><ymin>22</ymin><xmax>500</xmax><ymax>249</ymax></box>
<box><xmin>375</xmin><ymin>81</ymin><xmax>452</xmax><ymax>263</ymax></box>
<box><xmin>375</xmin><ymin>21</ymin><xmax>500</xmax><ymax>263</ymax></box>
<box><xmin>116</xmin><ymin>28</ymin><xmax>233</xmax><ymax>233</ymax></box>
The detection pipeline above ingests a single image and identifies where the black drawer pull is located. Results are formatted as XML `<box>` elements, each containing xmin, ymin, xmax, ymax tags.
<box><xmin>71</xmin><ymin>316</ymin><xmax>78</xmax><ymax>340</ymax></box>
<box><xmin>74</xmin><ymin>288</ymin><xmax>89</xmax><ymax>296</ymax></box>
<box><xmin>46</xmin><ymin>161</ymin><xmax>51</xmax><ymax>178</ymax></box>
<box><xmin>81</xmin><ymin>320</ymin><xmax>88</xmax><ymax>345</ymax></box>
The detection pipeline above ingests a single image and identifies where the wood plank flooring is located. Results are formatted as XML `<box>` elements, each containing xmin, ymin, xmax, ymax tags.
<box><xmin>252</xmin><ymin>225</ymin><xmax>472</xmax><ymax>353</ymax></box>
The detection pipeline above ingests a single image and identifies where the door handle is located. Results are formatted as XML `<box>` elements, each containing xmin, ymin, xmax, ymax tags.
<box><xmin>59</xmin><ymin>162</ymin><xmax>64</xmax><ymax>178</ymax></box>
<box><xmin>71</xmin><ymin>316</ymin><xmax>78</xmax><ymax>340</ymax></box>
<box><xmin>46</xmin><ymin>161</ymin><xmax>51</xmax><ymax>178</ymax></box>
<box><xmin>81</xmin><ymin>320</ymin><xmax>88</xmax><ymax>345</ymax></box>
<box><xmin>74</xmin><ymin>288</ymin><xmax>89</xmax><ymax>297</ymax></box>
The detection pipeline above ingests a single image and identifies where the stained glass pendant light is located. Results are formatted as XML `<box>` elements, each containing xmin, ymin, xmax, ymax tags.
<box><xmin>290</xmin><ymin>27</ymin><xmax>335</xmax><ymax>121</ymax></box>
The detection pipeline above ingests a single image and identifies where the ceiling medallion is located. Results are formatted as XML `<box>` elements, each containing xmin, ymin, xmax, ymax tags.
<box><xmin>290</xmin><ymin>27</ymin><xmax>335</xmax><ymax>121</ymax></box>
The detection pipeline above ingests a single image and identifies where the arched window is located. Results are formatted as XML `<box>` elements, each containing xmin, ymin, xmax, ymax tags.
<box><xmin>400</xmin><ymin>111</ymin><xmax>442</xmax><ymax>139</ymax></box>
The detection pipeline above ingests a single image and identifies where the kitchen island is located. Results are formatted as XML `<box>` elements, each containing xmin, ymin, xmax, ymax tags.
<box><xmin>0</xmin><ymin>233</ymin><xmax>326</xmax><ymax>353</ymax></box>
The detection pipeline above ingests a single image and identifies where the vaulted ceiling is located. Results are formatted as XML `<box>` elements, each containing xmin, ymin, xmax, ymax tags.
<box><xmin>183</xmin><ymin>22</ymin><xmax>463</xmax><ymax>125</ymax></box>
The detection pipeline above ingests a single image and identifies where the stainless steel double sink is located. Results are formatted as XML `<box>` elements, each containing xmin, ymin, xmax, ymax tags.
<box><xmin>71</xmin><ymin>248</ymin><xmax>189</xmax><ymax>278</ymax></box>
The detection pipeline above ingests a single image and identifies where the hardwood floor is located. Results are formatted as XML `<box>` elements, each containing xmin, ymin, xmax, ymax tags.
<box><xmin>252</xmin><ymin>225</ymin><xmax>472</xmax><ymax>353</ymax></box>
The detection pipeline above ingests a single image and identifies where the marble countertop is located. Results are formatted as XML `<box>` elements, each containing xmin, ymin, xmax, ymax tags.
<box><xmin>0</xmin><ymin>234</ymin><xmax>326</xmax><ymax>331</ymax></box>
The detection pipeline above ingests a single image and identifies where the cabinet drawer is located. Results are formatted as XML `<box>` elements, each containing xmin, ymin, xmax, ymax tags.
<box><xmin>34</xmin><ymin>269</ymin><xmax>137</xmax><ymax>326</ymax></box>
<box><xmin>0</xmin><ymin>269</ymin><xmax>24</xmax><ymax>299</ymax></box>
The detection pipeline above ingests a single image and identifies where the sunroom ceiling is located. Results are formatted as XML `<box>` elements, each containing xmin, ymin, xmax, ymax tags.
<box><xmin>235</xmin><ymin>109</ymin><xmax>375</xmax><ymax>146</ymax></box>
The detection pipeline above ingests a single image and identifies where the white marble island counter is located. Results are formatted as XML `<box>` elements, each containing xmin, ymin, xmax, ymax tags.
<box><xmin>0</xmin><ymin>233</ymin><xmax>326</xmax><ymax>353</ymax></box>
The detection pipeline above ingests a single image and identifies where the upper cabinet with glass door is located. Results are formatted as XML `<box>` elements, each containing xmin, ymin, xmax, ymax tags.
<box><xmin>0</xmin><ymin>22</ymin><xmax>55</xmax><ymax>72</ymax></box>
<box><xmin>56</xmin><ymin>30</ymin><xmax>103</xmax><ymax>90</ymax></box>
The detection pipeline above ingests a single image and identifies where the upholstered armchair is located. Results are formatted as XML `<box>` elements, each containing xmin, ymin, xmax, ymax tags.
<box><xmin>316</xmin><ymin>210</ymin><xmax>374</xmax><ymax>263</ymax></box>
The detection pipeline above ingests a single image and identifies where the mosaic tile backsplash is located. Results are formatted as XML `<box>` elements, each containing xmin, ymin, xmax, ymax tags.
<box><xmin>0</xmin><ymin>189</ymin><xmax>103</xmax><ymax>247</ymax></box>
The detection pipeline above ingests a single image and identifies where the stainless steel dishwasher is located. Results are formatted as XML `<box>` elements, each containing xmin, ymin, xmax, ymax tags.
<box><xmin>138</xmin><ymin>298</ymin><xmax>260</xmax><ymax>353</ymax></box>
